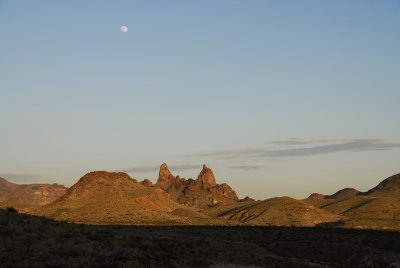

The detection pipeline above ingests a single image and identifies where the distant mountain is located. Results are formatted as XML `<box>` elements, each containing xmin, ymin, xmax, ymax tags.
<box><xmin>155</xmin><ymin>163</ymin><xmax>238</xmax><ymax>208</ymax></box>
<box><xmin>365</xmin><ymin>173</ymin><xmax>400</xmax><ymax>198</ymax></box>
<box><xmin>0</xmin><ymin>177</ymin><xmax>67</xmax><ymax>207</ymax></box>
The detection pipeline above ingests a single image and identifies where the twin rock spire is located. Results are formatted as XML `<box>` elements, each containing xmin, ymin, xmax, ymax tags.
<box><xmin>157</xmin><ymin>163</ymin><xmax>217</xmax><ymax>186</ymax></box>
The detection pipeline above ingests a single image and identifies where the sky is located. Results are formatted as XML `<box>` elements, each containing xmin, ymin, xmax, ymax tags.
<box><xmin>0</xmin><ymin>0</ymin><xmax>399</xmax><ymax>199</ymax></box>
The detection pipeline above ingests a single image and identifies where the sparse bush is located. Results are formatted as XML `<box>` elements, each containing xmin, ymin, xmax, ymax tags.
<box><xmin>6</xmin><ymin>207</ymin><xmax>17</xmax><ymax>213</ymax></box>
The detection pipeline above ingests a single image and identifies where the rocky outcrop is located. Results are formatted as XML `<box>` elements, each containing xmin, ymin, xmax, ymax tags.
<box><xmin>0</xmin><ymin>177</ymin><xmax>67</xmax><ymax>206</ymax></box>
<box><xmin>158</xmin><ymin>163</ymin><xmax>174</xmax><ymax>183</ymax></box>
<box><xmin>155</xmin><ymin>163</ymin><xmax>238</xmax><ymax>208</ymax></box>
<box><xmin>307</xmin><ymin>193</ymin><xmax>327</xmax><ymax>200</ymax></box>
<box><xmin>240</xmin><ymin>196</ymin><xmax>256</xmax><ymax>202</ymax></box>
<box><xmin>140</xmin><ymin>179</ymin><xmax>153</xmax><ymax>187</ymax></box>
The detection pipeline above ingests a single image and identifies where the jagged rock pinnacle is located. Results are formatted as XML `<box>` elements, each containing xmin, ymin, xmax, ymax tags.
<box><xmin>197</xmin><ymin>164</ymin><xmax>217</xmax><ymax>186</ymax></box>
<box><xmin>157</xmin><ymin>163</ymin><xmax>173</xmax><ymax>183</ymax></box>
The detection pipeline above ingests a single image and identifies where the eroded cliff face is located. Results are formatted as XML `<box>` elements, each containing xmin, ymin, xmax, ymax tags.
<box><xmin>0</xmin><ymin>178</ymin><xmax>67</xmax><ymax>206</ymax></box>
<box><xmin>155</xmin><ymin>163</ymin><xmax>238</xmax><ymax>208</ymax></box>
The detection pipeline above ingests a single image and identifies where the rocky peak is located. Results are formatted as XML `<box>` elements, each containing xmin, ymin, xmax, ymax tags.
<box><xmin>196</xmin><ymin>164</ymin><xmax>217</xmax><ymax>186</ymax></box>
<box><xmin>157</xmin><ymin>163</ymin><xmax>174</xmax><ymax>183</ymax></box>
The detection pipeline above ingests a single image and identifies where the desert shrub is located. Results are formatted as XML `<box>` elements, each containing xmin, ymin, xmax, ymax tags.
<box><xmin>6</xmin><ymin>207</ymin><xmax>17</xmax><ymax>213</ymax></box>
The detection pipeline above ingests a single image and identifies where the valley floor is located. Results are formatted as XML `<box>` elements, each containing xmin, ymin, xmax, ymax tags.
<box><xmin>1</xmin><ymin>208</ymin><xmax>400</xmax><ymax>267</ymax></box>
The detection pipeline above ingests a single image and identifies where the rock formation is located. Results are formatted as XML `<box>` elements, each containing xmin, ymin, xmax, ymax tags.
<box><xmin>197</xmin><ymin>164</ymin><xmax>217</xmax><ymax>186</ymax></box>
<box><xmin>155</xmin><ymin>163</ymin><xmax>238</xmax><ymax>208</ymax></box>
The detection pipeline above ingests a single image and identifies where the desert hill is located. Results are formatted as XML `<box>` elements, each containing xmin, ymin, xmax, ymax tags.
<box><xmin>303</xmin><ymin>173</ymin><xmax>400</xmax><ymax>230</ymax></box>
<box><xmin>327</xmin><ymin>187</ymin><xmax>360</xmax><ymax>200</ymax></box>
<box><xmin>315</xmin><ymin>195</ymin><xmax>400</xmax><ymax>230</ymax></box>
<box><xmin>306</xmin><ymin>173</ymin><xmax>400</xmax><ymax>205</ymax></box>
<box><xmin>35</xmin><ymin>171</ymin><xmax>215</xmax><ymax>225</ymax></box>
<box><xmin>220</xmin><ymin>196</ymin><xmax>341</xmax><ymax>226</ymax></box>
<box><xmin>0</xmin><ymin>177</ymin><xmax>67</xmax><ymax>207</ymax></box>
<box><xmin>365</xmin><ymin>173</ymin><xmax>400</xmax><ymax>197</ymax></box>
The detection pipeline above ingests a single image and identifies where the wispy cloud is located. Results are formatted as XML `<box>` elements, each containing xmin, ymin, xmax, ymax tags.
<box><xmin>230</xmin><ymin>165</ymin><xmax>266</xmax><ymax>171</ymax></box>
<box><xmin>187</xmin><ymin>148</ymin><xmax>261</xmax><ymax>158</ymax></box>
<box><xmin>120</xmin><ymin>163</ymin><xmax>201</xmax><ymax>173</ymax></box>
<box><xmin>188</xmin><ymin>138</ymin><xmax>400</xmax><ymax>159</ymax></box>
<box><xmin>271</xmin><ymin>138</ymin><xmax>386</xmax><ymax>145</ymax></box>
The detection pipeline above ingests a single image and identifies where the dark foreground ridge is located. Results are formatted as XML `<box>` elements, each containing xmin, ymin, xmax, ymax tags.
<box><xmin>1</xmin><ymin>208</ymin><xmax>400</xmax><ymax>268</ymax></box>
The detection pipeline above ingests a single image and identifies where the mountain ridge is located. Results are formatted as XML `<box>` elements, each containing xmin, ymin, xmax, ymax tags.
<box><xmin>1</xmin><ymin>166</ymin><xmax>400</xmax><ymax>230</ymax></box>
<box><xmin>0</xmin><ymin>177</ymin><xmax>67</xmax><ymax>207</ymax></box>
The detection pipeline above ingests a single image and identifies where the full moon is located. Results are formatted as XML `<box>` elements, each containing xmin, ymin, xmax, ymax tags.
<box><xmin>121</xmin><ymin>26</ymin><xmax>128</xmax><ymax>33</ymax></box>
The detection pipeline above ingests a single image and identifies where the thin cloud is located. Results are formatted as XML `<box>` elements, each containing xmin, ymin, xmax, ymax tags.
<box><xmin>188</xmin><ymin>138</ymin><xmax>400</xmax><ymax>159</ymax></box>
<box><xmin>120</xmin><ymin>164</ymin><xmax>201</xmax><ymax>173</ymax></box>
<box><xmin>187</xmin><ymin>148</ymin><xmax>260</xmax><ymax>158</ymax></box>
<box><xmin>258</xmin><ymin>139</ymin><xmax>400</xmax><ymax>157</ymax></box>
<box><xmin>230</xmin><ymin>165</ymin><xmax>266</xmax><ymax>171</ymax></box>
<box><xmin>271</xmin><ymin>138</ymin><xmax>386</xmax><ymax>145</ymax></box>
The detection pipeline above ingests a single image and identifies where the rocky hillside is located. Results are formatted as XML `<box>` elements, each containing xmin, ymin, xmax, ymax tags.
<box><xmin>36</xmin><ymin>171</ymin><xmax>215</xmax><ymax>225</ymax></box>
<box><xmin>0</xmin><ymin>177</ymin><xmax>67</xmax><ymax>206</ymax></box>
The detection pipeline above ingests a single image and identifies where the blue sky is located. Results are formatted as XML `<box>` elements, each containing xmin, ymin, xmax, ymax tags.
<box><xmin>1</xmin><ymin>1</ymin><xmax>399</xmax><ymax>199</ymax></box>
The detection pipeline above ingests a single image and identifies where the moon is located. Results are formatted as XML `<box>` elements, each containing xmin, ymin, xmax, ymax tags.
<box><xmin>121</xmin><ymin>26</ymin><xmax>128</xmax><ymax>33</ymax></box>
